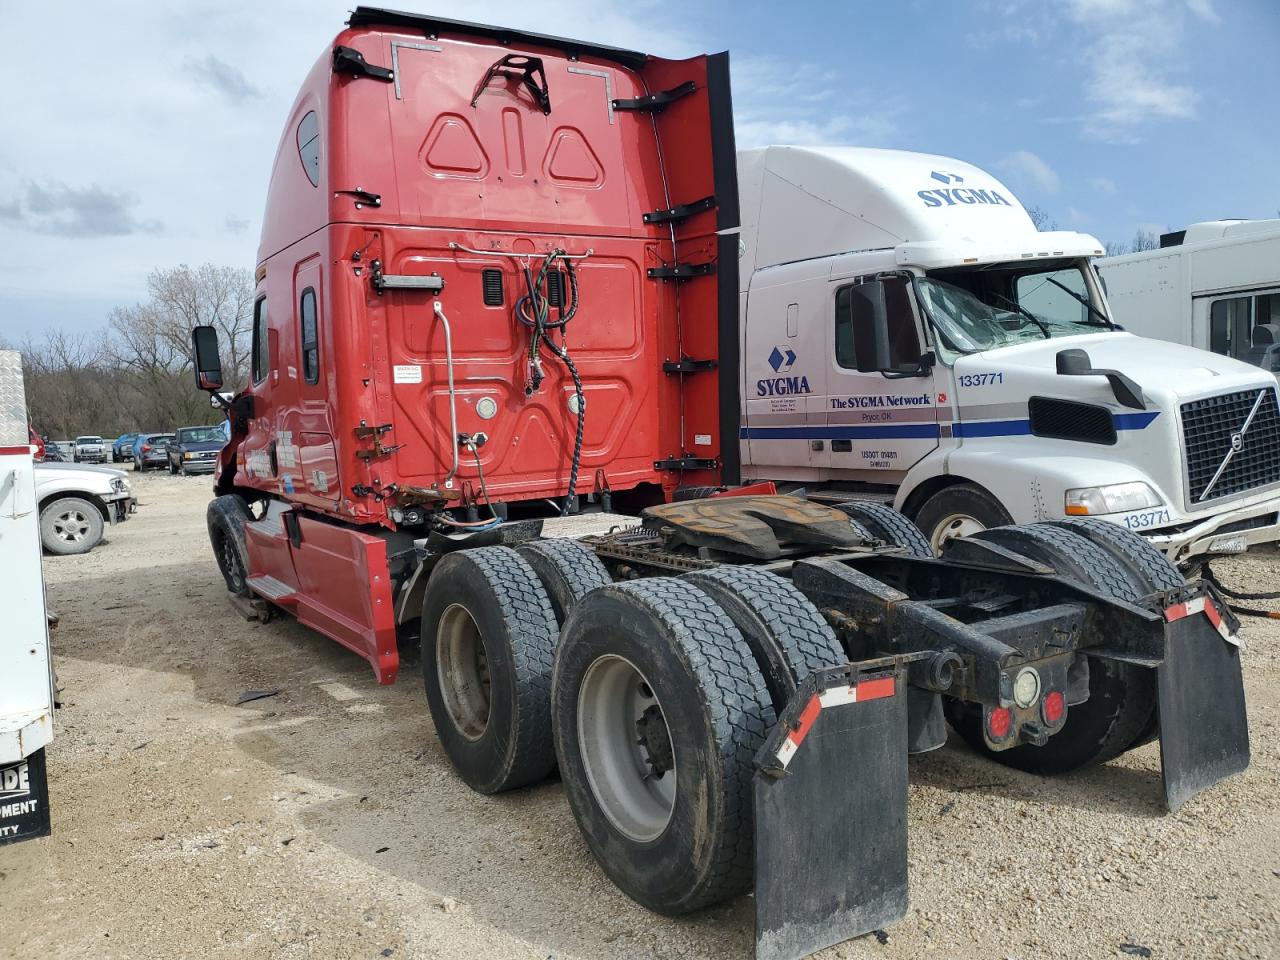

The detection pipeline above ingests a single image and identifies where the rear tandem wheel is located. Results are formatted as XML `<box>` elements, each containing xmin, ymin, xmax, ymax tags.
<box><xmin>946</xmin><ymin>523</ymin><xmax>1162</xmax><ymax>773</ymax></box>
<box><xmin>421</xmin><ymin>546</ymin><xmax>559</xmax><ymax>794</ymax></box>
<box><xmin>553</xmin><ymin>577</ymin><xmax>775</xmax><ymax>915</ymax></box>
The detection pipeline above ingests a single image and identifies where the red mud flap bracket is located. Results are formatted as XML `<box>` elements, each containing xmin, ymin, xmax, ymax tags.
<box><xmin>753</xmin><ymin>658</ymin><xmax>910</xmax><ymax>960</ymax></box>
<box><xmin>1158</xmin><ymin>595</ymin><xmax>1249</xmax><ymax>811</ymax></box>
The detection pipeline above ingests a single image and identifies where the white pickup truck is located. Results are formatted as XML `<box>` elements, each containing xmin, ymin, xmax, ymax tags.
<box><xmin>737</xmin><ymin>146</ymin><xmax>1280</xmax><ymax>564</ymax></box>
<box><xmin>34</xmin><ymin>461</ymin><xmax>134</xmax><ymax>555</ymax></box>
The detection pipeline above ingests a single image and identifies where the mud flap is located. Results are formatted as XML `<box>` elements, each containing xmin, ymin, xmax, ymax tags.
<box><xmin>753</xmin><ymin>660</ymin><xmax>908</xmax><ymax>960</ymax></box>
<box><xmin>1158</xmin><ymin>598</ymin><xmax>1249</xmax><ymax>812</ymax></box>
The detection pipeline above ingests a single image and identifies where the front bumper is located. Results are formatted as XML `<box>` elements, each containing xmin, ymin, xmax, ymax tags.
<box><xmin>106</xmin><ymin>492</ymin><xmax>135</xmax><ymax>524</ymax></box>
<box><xmin>1144</xmin><ymin>498</ymin><xmax>1280</xmax><ymax>562</ymax></box>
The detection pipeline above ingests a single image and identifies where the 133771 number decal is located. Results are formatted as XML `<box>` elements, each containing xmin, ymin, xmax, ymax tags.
<box><xmin>1121</xmin><ymin>508</ymin><xmax>1171</xmax><ymax>530</ymax></box>
<box><xmin>957</xmin><ymin>372</ymin><xmax>1004</xmax><ymax>387</ymax></box>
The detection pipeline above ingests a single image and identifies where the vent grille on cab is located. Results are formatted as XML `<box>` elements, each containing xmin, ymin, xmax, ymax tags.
<box><xmin>1028</xmin><ymin>397</ymin><xmax>1117</xmax><ymax>445</ymax></box>
<box><xmin>482</xmin><ymin>268</ymin><xmax>504</xmax><ymax>306</ymax></box>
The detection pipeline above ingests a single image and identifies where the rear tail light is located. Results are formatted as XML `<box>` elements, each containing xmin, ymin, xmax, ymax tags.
<box><xmin>142</xmin><ymin>444</ymin><xmax>150</xmax><ymax>452</ymax></box>
<box><xmin>986</xmin><ymin>706</ymin><xmax>1012</xmax><ymax>741</ymax></box>
<box><xmin>1042</xmin><ymin>690</ymin><xmax>1066</xmax><ymax>725</ymax></box>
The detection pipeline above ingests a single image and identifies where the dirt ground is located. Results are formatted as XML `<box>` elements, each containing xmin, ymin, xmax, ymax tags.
<box><xmin>2</xmin><ymin>471</ymin><xmax>1278</xmax><ymax>960</ymax></box>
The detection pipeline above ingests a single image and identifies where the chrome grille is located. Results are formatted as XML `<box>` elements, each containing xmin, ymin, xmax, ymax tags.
<box><xmin>1182</xmin><ymin>387</ymin><xmax>1280</xmax><ymax>503</ymax></box>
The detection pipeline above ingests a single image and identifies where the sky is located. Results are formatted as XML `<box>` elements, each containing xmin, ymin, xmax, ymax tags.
<box><xmin>1</xmin><ymin>0</ymin><xmax>1276</xmax><ymax>342</ymax></box>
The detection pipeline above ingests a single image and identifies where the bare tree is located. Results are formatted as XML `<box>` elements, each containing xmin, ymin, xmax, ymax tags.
<box><xmin>147</xmin><ymin>264</ymin><xmax>254</xmax><ymax>390</ymax></box>
<box><xmin>1104</xmin><ymin>239</ymin><xmax>1129</xmax><ymax>257</ymax></box>
<box><xmin>1026</xmin><ymin>205</ymin><xmax>1058</xmax><ymax>231</ymax></box>
<box><xmin>1131</xmin><ymin>229</ymin><xmax>1160</xmax><ymax>252</ymax></box>
<box><xmin>17</xmin><ymin>262</ymin><xmax>253</xmax><ymax>438</ymax></box>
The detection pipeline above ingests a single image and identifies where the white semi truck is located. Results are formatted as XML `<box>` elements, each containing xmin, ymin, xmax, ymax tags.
<box><xmin>1097</xmin><ymin>219</ymin><xmax>1280</xmax><ymax>371</ymax></box>
<box><xmin>737</xmin><ymin>146</ymin><xmax>1280</xmax><ymax>565</ymax></box>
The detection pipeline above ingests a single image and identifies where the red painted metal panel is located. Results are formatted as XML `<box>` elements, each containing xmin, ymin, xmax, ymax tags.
<box><xmin>290</xmin><ymin>516</ymin><xmax>398</xmax><ymax>684</ymax></box>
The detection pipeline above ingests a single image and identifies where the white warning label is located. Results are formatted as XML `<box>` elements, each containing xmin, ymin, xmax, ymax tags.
<box><xmin>393</xmin><ymin>365</ymin><xmax>422</xmax><ymax>384</ymax></box>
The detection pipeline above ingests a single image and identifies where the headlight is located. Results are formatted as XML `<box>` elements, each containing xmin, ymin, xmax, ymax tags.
<box><xmin>111</xmin><ymin>477</ymin><xmax>126</xmax><ymax>492</ymax></box>
<box><xmin>1064</xmin><ymin>481</ymin><xmax>1161</xmax><ymax>516</ymax></box>
<box><xmin>183</xmin><ymin>452</ymin><xmax>194</xmax><ymax>460</ymax></box>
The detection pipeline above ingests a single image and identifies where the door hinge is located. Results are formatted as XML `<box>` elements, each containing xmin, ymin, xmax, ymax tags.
<box><xmin>663</xmin><ymin>357</ymin><xmax>717</xmax><ymax>374</ymax></box>
<box><xmin>654</xmin><ymin>455</ymin><xmax>718</xmax><ymax>471</ymax></box>
<box><xmin>647</xmin><ymin>261</ymin><xmax>715</xmax><ymax>281</ymax></box>
<box><xmin>613</xmin><ymin>80</ymin><xmax>697</xmax><ymax>113</ymax></box>
<box><xmin>333</xmin><ymin>45</ymin><xmax>394</xmax><ymax>82</ymax></box>
<box><xmin>644</xmin><ymin>195</ymin><xmax>716</xmax><ymax>225</ymax></box>
<box><xmin>354</xmin><ymin>423</ymin><xmax>402</xmax><ymax>461</ymax></box>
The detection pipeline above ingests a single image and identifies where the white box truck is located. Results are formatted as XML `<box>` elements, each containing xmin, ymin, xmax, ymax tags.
<box><xmin>737</xmin><ymin>147</ymin><xmax>1280</xmax><ymax>564</ymax></box>
<box><xmin>0</xmin><ymin>351</ymin><xmax>54</xmax><ymax>845</ymax></box>
<box><xmin>1097</xmin><ymin>219</ymin><xmax>1280</xmax><ymax>371</ymax></box>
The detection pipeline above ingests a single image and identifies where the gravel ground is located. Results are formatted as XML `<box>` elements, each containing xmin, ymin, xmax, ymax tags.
<box><xmin>2</xmin><ymin>471</ymin><xmax>1278</xmax><ymax>960</ymax></box>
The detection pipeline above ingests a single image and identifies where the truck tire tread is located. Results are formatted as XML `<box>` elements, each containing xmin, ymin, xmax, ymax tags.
<box><xmin>836</xmin><ymin>501</ymin><xmax>932</xmax><ymax>558</ymax></box>
<box><xmin>516</xmin><ymin>538</ymin><xmax>612</xmax><ymax>626</ymax></box>
<box><xmin>683</xmin><ymin>565</ymin><xmax>846</xmax><ymax>711</ymax></box>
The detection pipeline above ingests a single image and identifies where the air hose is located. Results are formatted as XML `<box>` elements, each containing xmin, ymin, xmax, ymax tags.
<box><xmin>515</xmin><ymin>250</ymin><xmax>585</xmax><ymax>516</ymax></box>
<box><xmin>1203</xmin><ymin>561</ymin><xmax>1280</xmax><ymax>618</ymax></box>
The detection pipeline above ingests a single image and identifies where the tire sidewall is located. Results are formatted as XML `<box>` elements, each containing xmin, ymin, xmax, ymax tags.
<box><xmin>553</xmin><ymin>588</ymin><xmax>726</xmax><ymax>915</ymax></box>
<box><xmin>421</xmin><ymin>553</ymin><xmax>528</xmax><ymax>794</ymax></box>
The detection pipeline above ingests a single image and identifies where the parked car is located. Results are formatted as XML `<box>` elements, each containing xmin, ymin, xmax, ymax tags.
<box><xmin>165</xmin><ymin>425</ymin><xmax>227</xmax><ymax>475</ymax></box>
<box><xmin>132</xmin><ymin>433</ymin><xmax>174</xmax><ymax>471</ymax></box>
<box><xmin>72</xmin><ymin>436</ymin><xmax>107</xmax><ymax>463</ymax></box>
<box><xmin>34</xmin><ymin>461</ymin><xmax>135</xmax><ymax>555</ymax></box>
<box><xmin>112</xmin><ymin>433</ymin><xmax>138</xmax><ymax>462</ymax></box>
<box><xmin>40</xmin><ymin>436</ymin><xmax>64</xmax><ymax>462</ymax></box>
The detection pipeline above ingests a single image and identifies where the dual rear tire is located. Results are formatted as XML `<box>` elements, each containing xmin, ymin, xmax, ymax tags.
<box><xmin>419</xmin><ymin>539</ymin><xmax>842</xmax><ymax>915</ymax></box>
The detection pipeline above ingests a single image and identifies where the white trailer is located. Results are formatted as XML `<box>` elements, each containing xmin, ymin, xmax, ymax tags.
<box><xmin>1097</xmin><ymin>219</ymin><xmax>1280</xmax><ymax>371</ymax></box>
<box><xmin>737</xmin><ymin>147</ymin><xmax>1280</xmax><ymax>564</ymax></box>
<box><xmin>0</xmin><ymin>350</ymin><xmax>54</xmax><ymax>845</ymax></box>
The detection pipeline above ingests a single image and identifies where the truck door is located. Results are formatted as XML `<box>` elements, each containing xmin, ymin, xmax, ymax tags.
<box><xmin>288</xmin><ymin>256</ymin><xmax>340</xmax><ymax>508</ymax></box>
<box><xmin>741</xmin><ymin>273</ymin><xmax>825</xmax><ymax>482</ymax></box>
<box><xmin>824</xmin><ymin>275</ymin><xmax>939</xmax><ymax>480</ymax></box>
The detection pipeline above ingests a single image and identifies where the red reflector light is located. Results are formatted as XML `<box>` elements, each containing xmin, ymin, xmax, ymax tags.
<box><xmin>987</xmin><ymin>706</ymin><xmax>1012</xmax><ymax>740</ymax></box>
<box><xmin>1043</xmin><ymin>690</ymin><xmax>1065</xmax><ymax>725</ymax></box>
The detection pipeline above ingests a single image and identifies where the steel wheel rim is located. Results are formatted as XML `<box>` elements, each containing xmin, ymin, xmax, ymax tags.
<box><xmin>931</xmin><ymin>512</ymin><xmax>986</xmax><ymax>555</ymax></box>
<box><xmin>53</xmin><ymin>509</ymin><xmax>91</xmax><ymax>543</ymax></box>
<box><xmin>436</xmin><ymin>604</ymin><xmax>491</xmax><ymax>741</ymax></box>
<box><xmin>577</xmin><ymin>654</ymin><xmax>676</xmax><ymax>843</ymax></box>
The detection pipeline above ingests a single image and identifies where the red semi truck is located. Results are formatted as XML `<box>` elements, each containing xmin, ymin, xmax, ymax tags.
<box><xmin>192</xmin><ymin>11</ymin><xmax>1250</xmax><ymax>959</ymax></box>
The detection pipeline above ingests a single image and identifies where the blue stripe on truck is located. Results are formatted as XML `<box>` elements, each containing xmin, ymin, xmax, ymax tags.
<box><xmin>741</xmin><ymin>411</ymin><xmax>1160</xmax><ymax>441</ymax></box>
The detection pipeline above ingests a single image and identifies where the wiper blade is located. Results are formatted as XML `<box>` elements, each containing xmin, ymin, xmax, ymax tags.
<box><xmin>1045</xmin><ymin>276</ymin><xmax>1112</xmax><ymax>326</ymax></box>
<box><xmin>990</xmin><ymin>292</ymin><xmax>1050</xmax><ymax>339</ymax></box>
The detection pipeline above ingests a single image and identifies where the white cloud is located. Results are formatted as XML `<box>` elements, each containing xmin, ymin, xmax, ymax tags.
<box><xmin>1064</xmin><ymin>0</ymin><xmax>1204</xmax><ymax>142</ymax></box>
<box><xmin>1088</xmin><ymin>176</ymin><xmax>1119</xmax><ymax>195</ymax></box>
<box><xmin>998</xmin><ymin>150</ymin><xmax>1060</xmax><ymax>193</ymax></box>
<box><xmin>1185</xmin><ymin>0</ymin><xmax>1220</xmax><ymax>23</ymax></box>
<box><xmin>730</xmin><ymin>56</ymin><xmax>900</xmax><ymax>148</ymax></box>
<box><xmin>0</xmin><ymin>1</ymin><xmax>853</xmax><ymax>340</ymax></box>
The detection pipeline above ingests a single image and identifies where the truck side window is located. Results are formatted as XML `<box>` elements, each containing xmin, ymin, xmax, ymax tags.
<box><xmin>1210</xmin><ymin>296</ymin><xmax>1251</xmax><ymax>359</ymax></box>
<box><xmin>834</xmin><ymin>279</ymin><xmax>920</xmax><ymax>372</ymax></box>
<box><xmin>297</xmin><ymin>111</ymin><xmax>320</xmax><ymax>187</ymax></box>
<box><xmin>300</xmin><ymin>288</ymin><xmax>319</xmax><ymax>384</ymax></box>
<box><xmin>252</xmin><ymin>297</ymin><xmax>270</xmax><ymax>384</ymax></box>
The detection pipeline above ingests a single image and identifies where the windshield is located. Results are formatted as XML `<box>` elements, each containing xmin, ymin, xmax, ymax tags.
<box><xmin>77</xmin><ymin>437</ymin><xmax>102</xmax><ymax>444</ymax></box>
<box><xmin>919</xmin><ymin>259</ymin><xmax>1113</xmax><ymax>359</ymax></box>
<box><xmin>178</xmin><ymin>427</ymin><xmax>224</xmax><ymax>443</ymax></box>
